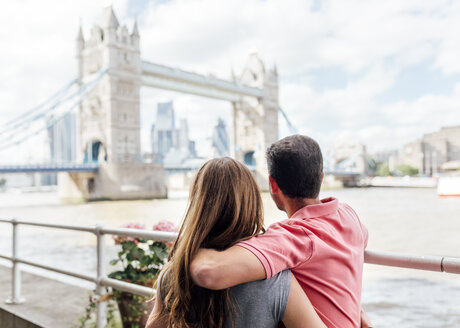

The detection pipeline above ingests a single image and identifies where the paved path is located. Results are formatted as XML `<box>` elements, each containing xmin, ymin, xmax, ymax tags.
<box><xmin>0</xmin><ymin>265</ymin><xmax>90</xmax><ymax>328</ymax></box>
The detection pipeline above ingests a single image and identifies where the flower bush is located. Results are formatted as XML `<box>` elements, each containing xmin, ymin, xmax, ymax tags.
<box><xmin>108</xmin><ymin>220</ymin><xmax>176</xmax><ymax>285</ymax></box>
<box><xmin>79</xmin><ymin>220</ymin><xmax>177</xmax><ymax>328</ymax></box>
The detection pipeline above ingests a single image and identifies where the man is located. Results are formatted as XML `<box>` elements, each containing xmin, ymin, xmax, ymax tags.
<box><xmin>191</xmin><ymin>135</ymin><xmax>370</xmax><ymax>327</ymax></box>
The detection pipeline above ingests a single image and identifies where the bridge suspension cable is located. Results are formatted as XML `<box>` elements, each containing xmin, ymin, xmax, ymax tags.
<box><xmin>0</xmin><ymin>69</ymin><xmax>108</xmax><ymax>151</ymax></box>
<box><xmin>1</xmin><ymin>78</ymin><xmax>78</xmax><ymax>132</ymax></box>
<box><xmin>0</xmin><ymin>70</ymin><xmax>105</xmax><ymax>140</ymax></box>
<box><xmin>279</xmin><ymin>107</ymin><xmax>298</xmax><ymax>135</ymax></box>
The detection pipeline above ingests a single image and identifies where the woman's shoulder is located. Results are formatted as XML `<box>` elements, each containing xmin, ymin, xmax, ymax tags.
<box><xmin>233</xmin><ymin>269</ymin><xmax>291</xmax><ymax>291</ymax></box>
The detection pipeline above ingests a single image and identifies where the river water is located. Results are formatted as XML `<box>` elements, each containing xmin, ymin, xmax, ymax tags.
<box><xmin>0</xmin><ymin>187</ymin><xmax>459</xmax><ymax>327</ymax></box>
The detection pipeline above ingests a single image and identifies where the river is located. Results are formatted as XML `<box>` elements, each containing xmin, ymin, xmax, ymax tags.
<box><xmin>0</xmin><ymin>187</ymin><xmax>459</xmax><ymax>327</ymax></box>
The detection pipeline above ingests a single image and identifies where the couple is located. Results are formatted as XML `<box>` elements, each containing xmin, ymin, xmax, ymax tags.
<box><xmin>147</xmin><ymin>135</ymin><xmax>369</xmax><ymax>328</ymax></box>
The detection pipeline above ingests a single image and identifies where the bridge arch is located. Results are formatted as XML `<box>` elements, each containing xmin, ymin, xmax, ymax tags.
<box><xmin>84</xmin><ymin>140</ymin><xmax>107</xmax><ymax>163</ymax></box>
<box><xmin>243</xmin><ymin>151</ymin><xmax>257</xmax><ymax>167</ymax></box>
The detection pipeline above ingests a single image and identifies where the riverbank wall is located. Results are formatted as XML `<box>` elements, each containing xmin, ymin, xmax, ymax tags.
<box><xmin>0</xmin><ymin>265</ymin><xmax>89</xmax><ymax>328</ymax></box>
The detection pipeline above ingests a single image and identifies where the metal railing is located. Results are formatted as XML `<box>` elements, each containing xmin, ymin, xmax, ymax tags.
<box><xmin>0</xmin><ymin>218</ymin><xmax>176</xmax><ymax>328</ymax></box>
<box><xmin>0</xmin><ymin>218</ymin><xmax>460</xmax><ymax>327</ymax></box>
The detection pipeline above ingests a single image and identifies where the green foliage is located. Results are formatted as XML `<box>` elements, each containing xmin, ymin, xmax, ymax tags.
<box><xmin>375</xmin><ymin>162</ymin><xmax>390</xmax><ymax>176</ymax></box>
<box><xmin>77</xmin><ymin>290</ymin><xmax>120</xmax><ymax>328</ymax></box>
<box><xmin>396</xmin><ymin>164</ymin><xmax>418</xmax><ymax>176</ymax></box>
<box><xmin>108</xmin><ymin>240</ymin><xmax>169</xmax><ymax>285</ymax></box>
<box><xmin>0</xmin><ymin>178</ymin><xmax>6</xmax><ymax>187</ymax></box>
<box><xmin>79</xmin><ymin>222</ymin><xmax>174</xmax><ymax>327</ymax></box>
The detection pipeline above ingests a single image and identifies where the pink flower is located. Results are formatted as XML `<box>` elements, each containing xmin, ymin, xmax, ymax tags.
<box><xmin>152</xmin><ymin>220</ymin><xmax>177</xmax><ymax>232</ymax></box>
<box><xmin>123</xmin><ymin>223</ymin><xmax>146</xmax><ymax>230</ymax></box>
<box><xmin>152</xmin><ymin>220</ymin><xmax>177</xmax><ymax>249</ymax></box>
<box><xmin>113</xmin><ymin>223</ymin><xmax>146</xmax><ymax>244</ymax></box>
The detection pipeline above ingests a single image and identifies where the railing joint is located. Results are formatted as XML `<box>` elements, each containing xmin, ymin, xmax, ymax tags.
<box><xmin>95</xmin><ymin>224</ymin><xmax>104</xmax><ymax>236</ymax></box>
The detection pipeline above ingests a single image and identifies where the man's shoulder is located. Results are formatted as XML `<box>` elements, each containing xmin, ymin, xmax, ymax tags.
<box><xmin>338</xmin><ymin>201</ymin><xmax>358</xmax><ymax>213</ymax></box>
<box><xmin>337</xmin><ymin>201</ymin><xmax>368</xmax><ymax>244</ymax></box>
<box><xmin>239</xmin><ymin>218</ymin><xmax>313</xmax><ymax>246</ymax></box>
<box><xmin>266</xmin><ymin>217</ymin><xmax>312</xmax><ymax>232</ymax></box>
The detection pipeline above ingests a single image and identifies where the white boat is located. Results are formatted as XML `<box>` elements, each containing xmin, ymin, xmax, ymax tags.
<box><xmin>370</xmin><ymin>176</ymin><xmax>437</xmax><ymax>188</ymax></box>
<box><xmin>437</xmin><ymin>177</ymin><xmax>460</xmax><ymax>197</ymax></box>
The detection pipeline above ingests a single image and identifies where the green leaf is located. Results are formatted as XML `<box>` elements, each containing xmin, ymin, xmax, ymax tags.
<box><xmin>131</xmin><ymin>247</ymin><xmax>145</xmax><ymax>261</ymax></box>
<box><xmin>139</xmin><ymin>255</ymin><xmax>151</xmax><ymax>267</ymax></box>
<box><xmin>150</xmin><ymin>244</ymin><xmax>168</xmax><ymax>260</ymax></box>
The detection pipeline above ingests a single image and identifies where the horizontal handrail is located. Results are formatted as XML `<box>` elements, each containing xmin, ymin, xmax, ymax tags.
<box><xmin>100</xmin><ymin>227</ymin><xmax>177</xmax><ymax>241</ymax></box>
<box><xmin>0</xmin><ymin>218</ymin><xmax>97</xmax><ymax>233</ymax></box>
<box><xmin>100</xmin><ymin>277</ymin><xmax>154</xmax><ymax>298</ymax></box>
<box><xmin>0</xmin><ymin>218</ymin><xmax>177</xmax><ymax>239</ymax></box>
<box><xmin>19</xmin><ymin>257</ymin><xmax>97</xmax><ymax>283</ymax></box>
<box><xmin>365</xmin><ymin>250</ymin><xmax>460</xmax><ymax>274</ymax></box>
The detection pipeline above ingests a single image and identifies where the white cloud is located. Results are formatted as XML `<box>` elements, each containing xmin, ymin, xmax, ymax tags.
<box><xmin>1</xmin><ymin>0</ymin><xmax>460</xmax><ymax>162</ymax></box>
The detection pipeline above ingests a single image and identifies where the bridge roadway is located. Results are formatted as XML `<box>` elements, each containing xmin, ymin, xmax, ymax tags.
<box><xmin>0</xmin><ymin>163</ymin><xmax>99</xmax><ymax>174</ymax></box>
<box><xmin>0</xmin><ymin>163</ymin><xmax>361</xmax><ymax>180</ymax></box>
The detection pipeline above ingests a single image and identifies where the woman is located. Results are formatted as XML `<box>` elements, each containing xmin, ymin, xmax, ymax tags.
<box><xmin>147</xmin><ymin>157</ymin><xmax>325</xmax><ymax>328</ymax></box>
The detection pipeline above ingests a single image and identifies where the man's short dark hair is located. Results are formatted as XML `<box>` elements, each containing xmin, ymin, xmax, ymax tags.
<box><xmin>266</xmin><ymin>135</ymin><xmax>323</xmax><ymax>199</ymax></box>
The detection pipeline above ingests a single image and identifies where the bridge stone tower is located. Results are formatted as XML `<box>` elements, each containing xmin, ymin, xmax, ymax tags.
<box><xmin>233</xmin><ymin>53</ymin><xmax>279</xmax><ymax>189</ymax></box>
<box><xmin>59</xmin><ymin>7</ymin><xmax>167</xmax><ymax>201</ymax></box>
<box><xmin>76</xmin><ymin>7</ymin><xmax>141</xmax><ymax>164</ymax></box>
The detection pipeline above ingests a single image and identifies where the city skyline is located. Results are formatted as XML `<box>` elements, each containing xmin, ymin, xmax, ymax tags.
<box><xmin>1</xmin><ymin>1</ymin><xmax>460</xmax><ymax>163</ymax></box>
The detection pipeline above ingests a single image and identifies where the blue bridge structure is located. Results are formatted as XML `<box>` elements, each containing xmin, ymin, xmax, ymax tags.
<box><xmin>0</xmin><ymin>163</ymin><xmax>99</xmax><ymax>174</ymax></box>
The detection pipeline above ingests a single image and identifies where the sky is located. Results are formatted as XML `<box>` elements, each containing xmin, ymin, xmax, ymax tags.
<box><xmin>1</xmin><ymin>0</ymin><xmax>460</xmax><ymax>162</ymax></box>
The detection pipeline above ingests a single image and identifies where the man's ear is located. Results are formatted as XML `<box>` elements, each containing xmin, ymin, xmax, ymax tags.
<box><xmin>268</xmin><ymin>175</ymin><xmax>279</xmax><ymax>194</ymax></box>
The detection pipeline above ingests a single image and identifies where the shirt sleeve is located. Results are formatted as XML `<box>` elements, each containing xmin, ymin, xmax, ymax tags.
<box><xmin>237</xmin><ymin>220</ymin><xmax>314</xmax><ymax>279</ymax></box>
<box><xmin>343</xmin><ymin>202</ymin><xmax>369</xmax><ymax>248</ymax></box>
<box><xmin>362</xmin><ymin>223</ymin><xmax>369</xmax><ymax>248</ymax></box>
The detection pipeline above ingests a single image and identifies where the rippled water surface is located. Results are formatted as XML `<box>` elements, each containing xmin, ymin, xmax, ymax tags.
<box><xmin>1</xmin><ymin>187</ymin><xmax>459</xmax><ymax>327</ymax></box>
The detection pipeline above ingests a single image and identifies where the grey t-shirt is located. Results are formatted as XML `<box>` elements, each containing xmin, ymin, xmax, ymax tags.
<box><xmin>158</xmin><ymin>269</ymin><xmax>291</xmax><ymax>328</ymax></box>
<box><xmin>227</xmin><ymin>269</ymin><xmax>291</xmax><ymax>328</ymax></box>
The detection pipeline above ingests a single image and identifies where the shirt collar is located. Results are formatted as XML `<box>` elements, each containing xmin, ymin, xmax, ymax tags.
<box><xmin>290</xmin><ymin>197</ymin><xmax>338</xmax><ymax>219</ymax></box>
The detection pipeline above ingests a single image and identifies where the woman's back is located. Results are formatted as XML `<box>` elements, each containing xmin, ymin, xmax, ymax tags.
<box><xmin>157</xmin><ymin>270</ymin><xmax>290</xmax><ymax>328</ymax></box>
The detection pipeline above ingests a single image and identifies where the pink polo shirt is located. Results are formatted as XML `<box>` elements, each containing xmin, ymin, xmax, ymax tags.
<box><xmin>238</xmin><ymin>197</ymin><xmax>368</xmax><ymax>328</ymax></box>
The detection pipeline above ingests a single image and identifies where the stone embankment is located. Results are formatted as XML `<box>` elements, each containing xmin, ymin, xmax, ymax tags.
<box><xmin>0</xmin><ymin>265</ymin><xmax>89</xmax><ymax>328</ymax></box>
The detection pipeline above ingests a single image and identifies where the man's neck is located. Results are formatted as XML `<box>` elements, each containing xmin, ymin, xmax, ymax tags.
<box><xmin>284</xmin><ymin>197</ymin><xmax>321</xmax><ymax>218</ymax></box>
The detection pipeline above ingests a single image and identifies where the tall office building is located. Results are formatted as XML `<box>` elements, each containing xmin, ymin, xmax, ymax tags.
<box><xmin>47</xmin><ymin>112</ymin><xmax>77</xmax><ymax>162</ymax></box>
<box><xmin>151</xmin><ymin>101</ymin><xmax>196</xmax><ymax>163</ymax></box>
<box><xmin>151</xmin><ymin>101</ymin><xmax>175</xmax><ymax>161</ymax></box>
<box><xmin>43</xmin><ymin>112</ymin><xmax>77</xmax><ymax>184</ymax></box>
<box><xmin>211</xmin><ymin>118</ymin><xmax>230</xmax><ymax>157</ymax></box>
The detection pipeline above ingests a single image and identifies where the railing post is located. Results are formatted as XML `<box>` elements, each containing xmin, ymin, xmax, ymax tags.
<box><xmin>95</xmin><ymin>225</ymin><xmax>107</xmax><ymax>328</ymax></box>
<box><xmin>6</xmin><ymin>218</ymin><xmax>25</xmax><ymax>304</ymax></box>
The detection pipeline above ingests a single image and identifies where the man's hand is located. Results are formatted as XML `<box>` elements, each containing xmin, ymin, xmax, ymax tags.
<box><xmin>360</xmin><ymin>308</ymin><xmax>373</xmax><ymax>328</ymax></box>
<box><xmin>190</xmin><ymin>246</ymin><xmax>266</xmax><ymax>290</ymax></box>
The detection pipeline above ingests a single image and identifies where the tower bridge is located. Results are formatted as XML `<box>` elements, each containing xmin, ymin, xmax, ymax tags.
<box><xmin>58</xmin><ymin>6</ymin><xmax>278</xmax><ymax>200</ymax></box>
<box><xmin>0</xmin><ymin>6</ymin><xmax>359</xmax><ymax>200</ymax></box>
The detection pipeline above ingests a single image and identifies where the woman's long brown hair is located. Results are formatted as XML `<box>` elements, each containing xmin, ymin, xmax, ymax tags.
<box><xmin>158</xmin><ymin>157</ymin><xmax>264</xmax><ymax>328</ymax></box>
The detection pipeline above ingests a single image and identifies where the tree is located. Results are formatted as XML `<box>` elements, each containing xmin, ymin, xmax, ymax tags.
<box><xmin>0</xmin><ymin>178</ymin><xmax>6</xmax><ymax>188</ymax></box>
<box><xmin>396</xmin><ymin>164</ymin><xmax>418</xmax><ymax>176</ymax></box>
<box><xmin>375</xmin><ymin>162</ymin><xmax>390</xmax><ymax>177</ymax></box>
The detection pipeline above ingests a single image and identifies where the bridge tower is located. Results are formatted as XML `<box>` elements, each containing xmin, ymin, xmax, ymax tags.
<box><xmin>233</xmin><ymin>53</ymin><xmax>279</xmax><ymax>189</ymax></box>
<box><xmin>59</xmin><ymin>7</ymin><xmax>166</xmax><ymax>201</ymax></box>
<box><xmin>76</xmin><ymin>6</ymin><xmax>142</xmax><ymax>163</ymax></box>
